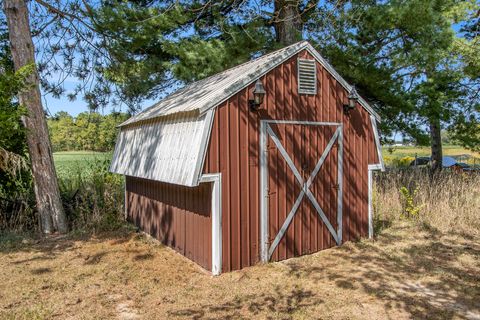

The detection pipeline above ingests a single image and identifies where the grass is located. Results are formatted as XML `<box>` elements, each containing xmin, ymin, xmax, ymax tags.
<box><xmin>0</xmin><ymin>222</ymin><xmax>478</xmax><ymax>319</ymax></box>
<box><xmin>383</xmin><ymin>145</ymin><xmax>480</xmax><ymax>167</ymax></box>
<box><xmin>52</xmin><ymin>151</ymin><xmax>124</xmax><ymax>233</ymax></box>
<box><xmin>53</xmin><ymin>151</ymin><xmax>110</xmax><ymax>180</ymax></box>
<box><xmin>383</xmin><ymin>145</ymin><xmax>480</xmax><ymax>158</ymax></box>
<box><xmin>0</xmin><ymin>151</ymin><xmax>475</xmax><ymax>318</ymax></box>
<box><xmin>374</xmin><ymin>170</ymin><xmax>480</xmax><ymax>237</ymax></box>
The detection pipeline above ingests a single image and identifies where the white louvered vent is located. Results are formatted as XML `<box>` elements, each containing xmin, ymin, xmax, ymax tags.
<box><xmin>297</xmin><ymin>58</ymin><xmax>317</xmax><ymax>95</ymax></box>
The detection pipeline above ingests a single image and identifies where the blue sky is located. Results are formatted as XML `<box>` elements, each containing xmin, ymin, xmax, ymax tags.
<box><xmin>42</xmin><ymin>79</ymin><xmax>155</xmax><ymax>117</ymax></box>
<box><xmin>42</xmin><ymin>82</ymin><xmax>89</xmax><ymax>117</ymax></box>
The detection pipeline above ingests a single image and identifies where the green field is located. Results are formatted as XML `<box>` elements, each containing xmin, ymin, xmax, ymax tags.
<box><xmin>53</xmin><ymin>151</ymin><xmax>111</xmax><ymax>180</ymax></box>
<box><xmin>382</xmin><ymin>145</ymin><xmax>480</xmax><ymax>166</ymax></box>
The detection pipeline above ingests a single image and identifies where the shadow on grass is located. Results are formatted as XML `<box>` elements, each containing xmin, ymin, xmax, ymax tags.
<box><xmin>2</xmin><ymin>221</ymin><xmax>479</xmax><ymax>319</ymax></box>
<box><xmin>0</xmin><ymin>223</ymin><xmax>144</xmax><ymax>265</ymax></box>
<box><xmin>167</xmin><ymin>223</ymin><xmax>480</xmax><ymax>319</ymax></box>
<box><xmin>168</xmin><ymin>287</ymin><xmax>321</xmax><ymax>319</ymax></box>
<box><xmin>30</xmin><ymin>267</ymin><xmax>52</xmax><ymax>275</ymax></box>
<box><xmin>282</xmin><ymin>225</ymin><xmax>480</xmax><ymax>319</ymax></box>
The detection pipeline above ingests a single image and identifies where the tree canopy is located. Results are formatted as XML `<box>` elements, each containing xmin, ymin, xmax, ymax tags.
<box><xmin>3</xmin><ymin>0</ymin><xmax>480</xmax><ymax>160</ymax></box>
<box><xmin>47</xmin><ymin>111</ymin><xmax>129</xmax><ymax>152</ymax></box>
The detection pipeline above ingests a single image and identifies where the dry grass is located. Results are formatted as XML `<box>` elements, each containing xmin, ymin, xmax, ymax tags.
<box><xmin>374</xmin><ymin>170</ymin><xmax>480</xmax><ymax>237</ymax></box>
<box><xmin>0</xmin><ymin>221</ymin><xmax>479</xmax><ymax>320</ymax></box>
<box><xmin>1</xmin><ymin>170</ymin><xmax>478</xmax><ymax>319</ymax></box>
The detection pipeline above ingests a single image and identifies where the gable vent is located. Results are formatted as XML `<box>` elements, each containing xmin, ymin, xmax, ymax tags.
<box><xmin>297</xmin><ymin>58</ymin><xmax>317</xmax><ymax>95</ymax></box>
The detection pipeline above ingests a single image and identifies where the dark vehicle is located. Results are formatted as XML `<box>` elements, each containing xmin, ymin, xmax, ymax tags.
<box><xmin>410</xmin><ymin>156</ymin><xmax>456</xmax><ymax>167</ymax></box>
<box><xmin>410</xmin><ymin>157</ymin><xmax>430</xmax><ymax>166</ymax></box>
<box><xmin>410</xmin><ymin>156</ymin><xmax>478</xmax><ymax>173</ymax></box>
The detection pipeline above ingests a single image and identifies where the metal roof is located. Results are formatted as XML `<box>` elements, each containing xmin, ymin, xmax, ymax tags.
<box><xmin>110</xmin><ymin>110</ymin><xmax>214</xmax><ymax>186</ymax></box>
<box><xmin>120</xmin><ymin>41</ymin><xmax>380</xmax><ymax>127</ymax></box>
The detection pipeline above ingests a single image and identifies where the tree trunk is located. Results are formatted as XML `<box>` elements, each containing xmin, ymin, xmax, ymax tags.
<box><xmin>274</xmin><ymin>0</ymin><xmax>303</xmax><ymax>45</ymax></box>
<box><xmin>429</xmin><ymin>117</ymin><xmax>443</xmax><ymax>172</ymax></box>
<box><xmin>4</xmin><ymin>0</ymin><xmax>67</xmax><ymax>233</ymax></box>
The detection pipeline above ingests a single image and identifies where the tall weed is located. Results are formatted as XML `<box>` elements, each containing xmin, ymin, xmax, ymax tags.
<box><xmin>59</xmin><ymin>157</ymin><xmax>124</xmax><ymax>232</ymax></box>
<box><xmin>374</xmin><ymin>169</ymin><xmax>480</xmax><ymax>236</ymax></box>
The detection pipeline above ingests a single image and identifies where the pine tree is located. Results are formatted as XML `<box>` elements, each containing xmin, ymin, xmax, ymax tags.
<box><xmin>309</xmin><ymin>0</ymin><xmax>479</xmax><ymax>170</ymax></box>
<box><xmin>91</xmin><ymin>1</ymin><xmax>479</xmax><ymax>171</ymax></box>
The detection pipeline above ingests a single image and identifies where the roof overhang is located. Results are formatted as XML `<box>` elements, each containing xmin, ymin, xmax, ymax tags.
<box><xmin>120</xmin><ymin>41</ymin><xmax>381</xmax><ymax>128</ymax></box>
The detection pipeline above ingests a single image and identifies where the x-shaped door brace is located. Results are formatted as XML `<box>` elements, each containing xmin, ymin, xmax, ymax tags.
<box><xmin>262</xmin><ymin>122</ymin><xmax>343</xmax><ymax>261</ymax></box>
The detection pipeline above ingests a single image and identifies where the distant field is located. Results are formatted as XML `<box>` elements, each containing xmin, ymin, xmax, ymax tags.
<box><xmin>382</xmin><ymin>145</ymin><xmax>480</xmax><ymax>166</ymax></box>
<box><xmin>53</xmin><ymin>151</ymin><xmax>111</xmax><ymax>180</ymax></box>
<box><xmin>383</xmin><ymin>145</ymin><xmax>480</xmax><ymax>158</ymax></box>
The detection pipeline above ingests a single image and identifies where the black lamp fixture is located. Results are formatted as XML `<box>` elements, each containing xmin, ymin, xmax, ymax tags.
<box><xmin>249</xmin><ymin>79</ymin><xmax>266</xmax><ymax>111</ymax></box>
<box><xmin>343</xmin><ymin>86</ymin><xmax>359</xmax><ymax>113</ymax></box>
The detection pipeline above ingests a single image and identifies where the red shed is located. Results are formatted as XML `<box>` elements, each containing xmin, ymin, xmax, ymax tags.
<box><xmin>110</xmin><ymin>41</ymin><xmax>385</xmax><ymax>275</ymax></box>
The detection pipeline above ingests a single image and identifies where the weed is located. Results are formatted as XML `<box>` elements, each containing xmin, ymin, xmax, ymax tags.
<box><xmin>399</xmin><ymin>186</ymin><xmax>423</xmax><ymax>219</ymax></box>
<box><xmin>1</xmin><ymin>152</ymin><xmax>125</xmax><ymax>234</ymax></box>
<box><xmin>59</xmin><ymin>156</ymin><xmax>125</xmax><ymax>233</ymax></box>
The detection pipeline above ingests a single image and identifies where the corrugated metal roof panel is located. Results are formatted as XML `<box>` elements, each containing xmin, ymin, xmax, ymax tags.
<box><xmin>110</xmin><ymin>110</ymin><xmax>214</xmax><ymax>186</ymax></box>
<box><xmin>120</xmin><ymin>41</ymin><xmax>380</xmax><ymax>127</ymax></box>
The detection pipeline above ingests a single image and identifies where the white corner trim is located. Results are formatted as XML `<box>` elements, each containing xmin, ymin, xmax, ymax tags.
<box><xmin>200</xmin><ymin>173</ymin><xmax>222</xmax><ymax>275</ymax></box>
<box><xmin>370</xmin><ymin>115</ymin><xmax>385</xmax><ymax>172</ymax></box>
<box><xmin>193</xmin><ymin>110</ymin><xmax>216</xmax><ymax>186</ymax></box>
<box><xmin>367</xmin><ymin>166</ymin><xmax>374</xmax><ymax>239</ymax></box>
<box><xmin>124</xmin><ymin>178</ymin><xmax>128</xmax><ymax>220</ymax></box>
<box><xmin>259</xmin><ymin>121</ymin><xmax>269</xmax><ymax>262</ymax></box>
<box><xmin>337</xmin><ymin>125</ymin><xmax>344</xmax><ymax>245</ymax></box>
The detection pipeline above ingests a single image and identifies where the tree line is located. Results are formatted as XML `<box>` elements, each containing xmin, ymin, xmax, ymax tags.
<box><xmin>1</xmin><ymin>0</ymin><xmax>479</xmax><ymax>234</ymax></box>
<box><xmin>47</xmin><ymin>111</ymin><xmax>129</xmax><ymax>152</ymax></box>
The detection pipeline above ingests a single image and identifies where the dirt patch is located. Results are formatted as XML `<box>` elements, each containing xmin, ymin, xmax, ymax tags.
<box><xmin>1</xmin><ymin>222</ymin><xmax>479</xmax><ymax>319</ymax></box>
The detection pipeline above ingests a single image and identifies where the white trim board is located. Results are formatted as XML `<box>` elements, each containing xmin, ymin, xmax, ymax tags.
<box><xmin>261</xmin><ymin>120</ymin><xmax>342</xmax><ymax>126</ymax></box>
<box><xmin>370</xmin><ymin>115</ymin><xmax>385</xmax><ymax>172</ymax></box>
<box><xmin>367</xmin><ymin>115</ymin><xmax>384</xmax><ymax>238</ymax></box>
<box><xmin>200</xmin><ymin>173</ymin><xmax>222</xmax><ymax>275</ymax></box>
<box><xmin>193</xmin><ymin>110</ymin><xmax>216</xmax><ymax>185</ymax></box>
<box><xmin>259</xmin><ymin>121</ymin><xmax>269</xmax><ymax>262</ymax></box>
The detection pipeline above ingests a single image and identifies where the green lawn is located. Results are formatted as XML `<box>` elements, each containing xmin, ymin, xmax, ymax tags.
<box><xmin>53</xmin><ymin>151</ymin><xmax>111</xmax><ymax>180</ymax></box>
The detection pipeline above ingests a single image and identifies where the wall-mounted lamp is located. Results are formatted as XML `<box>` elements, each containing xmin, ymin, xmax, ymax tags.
<box><xmin>343</xmin><ymin>86</ymin><xmax>359</xmax><ymax>113</ymax></box>
<box><xmin>249</xmin><ymin>79</ymin><xmax>266</xmax><ymax>111</ymax></box>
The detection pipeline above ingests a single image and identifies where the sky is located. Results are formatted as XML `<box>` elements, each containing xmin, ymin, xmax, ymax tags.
<box><xmin>42</xmin><ymin>81</ymin><xmax>89</xmax><ymax>117</ymax></box>
<box><xmin>41</xmin><ymin>79</ymin><xmax>156</xmax><ymax>117</ymax></box>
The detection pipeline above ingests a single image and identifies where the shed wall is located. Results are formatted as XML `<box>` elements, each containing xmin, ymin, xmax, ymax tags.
<box><xmin>125</xmin><ymin>176</ymin><xmax>212</xmax><ymax>270</ymax></box>
<box><xmin>203</xmin><ymin>50</ymin><xmax>380</xmax><ymax>272</ymax></box>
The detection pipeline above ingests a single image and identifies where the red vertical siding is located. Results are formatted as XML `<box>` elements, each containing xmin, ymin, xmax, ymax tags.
<box><xmin>126</xmin><ymin>176</ymin><xmax>212</xmax><ymax>271</ymax></box>
<box><xmin>203</xmin><ymin>50</ymin><xmax>379</xmax><ymax>272</ymax></box>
